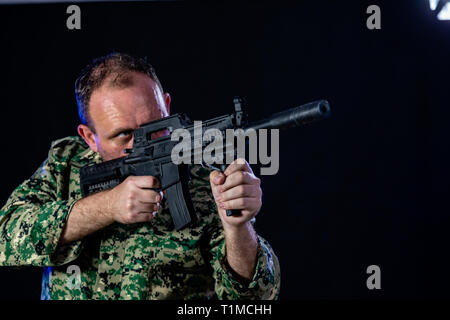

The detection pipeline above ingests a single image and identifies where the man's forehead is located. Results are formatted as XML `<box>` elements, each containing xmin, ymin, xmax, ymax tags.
<box><xmin>88</xmin><ymin>74</ymin><xmax>165</xmax><ymax>131</ymax></box>
<box><xmin>92</xmin><ymin>73</ymin><xmax>161</xmax><ymax>106</ymax></box>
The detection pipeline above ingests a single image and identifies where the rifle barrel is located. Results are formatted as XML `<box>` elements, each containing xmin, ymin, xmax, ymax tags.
<box><xmin>247</xmin><ymin>100</ymin><xmax>330</xmax><ymax>131</ymax></box>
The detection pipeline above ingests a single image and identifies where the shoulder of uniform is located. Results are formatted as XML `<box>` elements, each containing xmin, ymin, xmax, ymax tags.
<box><xmin>47</xmin><ymin>136</ymin><xmax>91</xmax><ymax>164</ymax></box>
<box><xmin>50</xmin><ymin>136</ymin><xmax>87</xmax><ymax>149</ymax></box>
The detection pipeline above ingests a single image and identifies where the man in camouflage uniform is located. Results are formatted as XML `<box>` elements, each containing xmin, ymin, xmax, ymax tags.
<box><xmin>0</xmin><ymin>53</ymin><xmax>280</xmax><ymax>300</ymax></box>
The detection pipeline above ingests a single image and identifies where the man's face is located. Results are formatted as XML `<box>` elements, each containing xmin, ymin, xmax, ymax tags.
<box><xmin>78</xmin><ymin>72</ymin><xmax>170</xmax><ymax>161</ymax></box>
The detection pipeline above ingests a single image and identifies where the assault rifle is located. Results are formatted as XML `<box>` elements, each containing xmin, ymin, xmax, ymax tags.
<box><xmin>80</xmin><ymin>98</ymin><xmax>331</xmax><ymax>230</ymax></box>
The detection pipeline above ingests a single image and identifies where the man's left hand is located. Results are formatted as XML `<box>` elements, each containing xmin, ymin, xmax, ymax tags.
<box><xmin>209</xmin><ymin>158</ymin><xmax>262</xmax><ymax>229</ymax></box>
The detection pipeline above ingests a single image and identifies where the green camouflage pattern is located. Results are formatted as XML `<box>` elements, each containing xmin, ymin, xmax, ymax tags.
<box><xmin>0</xmin><ymin>136</ymin><xmax>280</xmax><ymax>300</ymax></box>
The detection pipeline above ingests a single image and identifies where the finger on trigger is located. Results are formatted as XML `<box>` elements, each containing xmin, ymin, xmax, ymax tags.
<box><xmin>135</xmin><ymin>176</ymin><xmax>161</xmax><ymax>189</ymax></box>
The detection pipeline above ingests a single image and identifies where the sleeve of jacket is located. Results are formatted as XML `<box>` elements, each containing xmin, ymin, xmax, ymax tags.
<box><xmin>190</xmin><ymin>165</ymin><xmax>281</xmax><ymax>300</ymax></box>
<box><xmin>209</xmin><ymin>221</ymin><xmax>281</xmax><ymax>300</ymax></box>
<box><xmin>0</xmin><ymin>140</ymin><xmax>85</xmax><ymax>267</ymax></box>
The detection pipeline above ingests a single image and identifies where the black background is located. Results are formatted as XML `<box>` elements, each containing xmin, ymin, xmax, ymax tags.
<box><xmin>0</xmin><ymin>0</ymin><xmax>449</xmax><ymax>299</ymax></box>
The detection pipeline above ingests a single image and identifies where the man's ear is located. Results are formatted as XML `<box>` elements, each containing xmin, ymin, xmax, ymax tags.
<box><xmin>77</xmin><ymin>124</ymin><xmax>98</xmax><ymax>153</ymax></box>
<box><xmin>164</xmin><ymin>92</ymin><xmax>171</xmax><ymax>115</ymax></box>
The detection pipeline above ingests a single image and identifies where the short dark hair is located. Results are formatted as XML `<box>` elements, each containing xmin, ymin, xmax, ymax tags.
<box><xmin>75</xmin><ymin>52</ymin><xmax>163</xmax><ymax>130</ymax></box>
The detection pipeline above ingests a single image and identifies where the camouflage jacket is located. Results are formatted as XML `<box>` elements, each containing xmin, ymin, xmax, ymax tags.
<box><xmin>0</xmin><ymin>136</ymin><xmax>280</xmax><ymax>300</ymax></box>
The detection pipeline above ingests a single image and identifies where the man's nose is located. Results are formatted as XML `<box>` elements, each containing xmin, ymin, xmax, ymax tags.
<box><xmin>123</xmin><ymin>137</ymin><xmax>134</xmax><ymax>155</ymax></box>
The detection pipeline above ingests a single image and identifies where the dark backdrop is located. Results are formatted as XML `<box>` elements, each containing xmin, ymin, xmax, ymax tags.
<box><xmin>0</xmin><ymin>0</ymin><xmax>449</xmax><ymax>299</ymax></box>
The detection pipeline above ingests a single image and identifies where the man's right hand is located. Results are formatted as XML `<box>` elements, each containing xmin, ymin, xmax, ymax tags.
<box><xmin>105</xmin><ymin>176</ymin><xmax>163</xmax><ymax>224</ymax></box>
<box><xmin>59</xmin><ymin>175</ymin><xmax>162</xmax><ymax>245</ymax></box>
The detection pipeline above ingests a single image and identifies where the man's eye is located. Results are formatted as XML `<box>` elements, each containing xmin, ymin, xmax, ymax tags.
<box><xmin>118</xmin><ymin>131</ymin><xmax>132</xmax><ymax>138</ymax></box>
